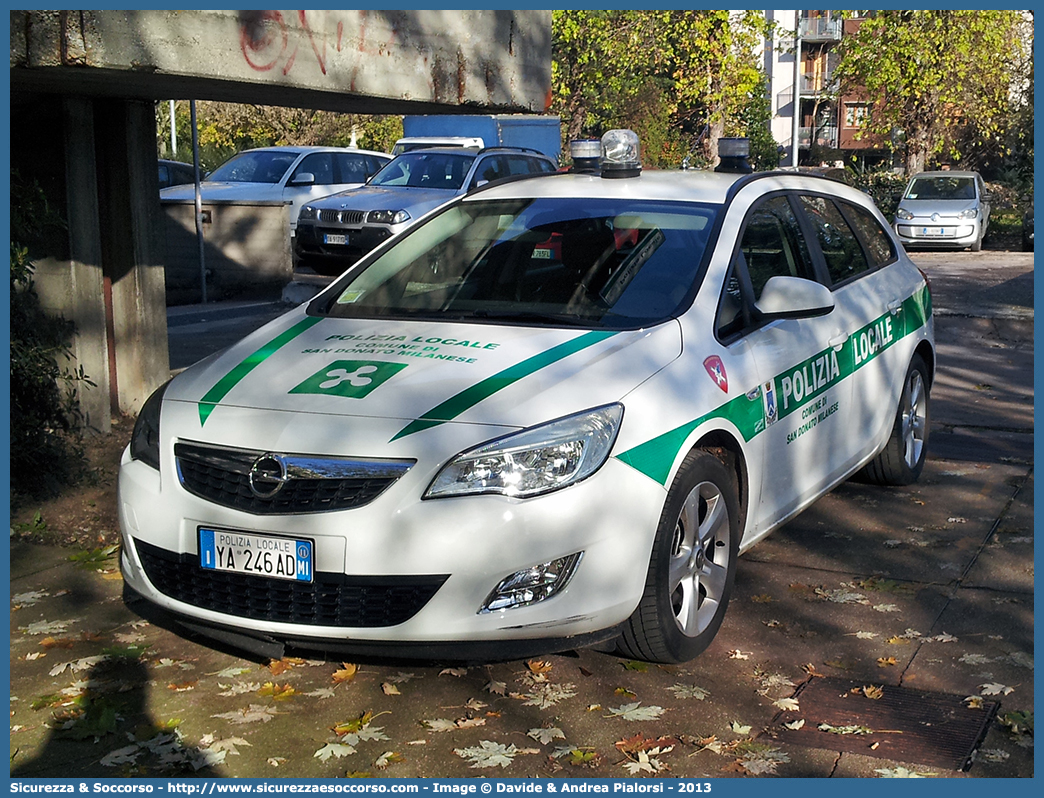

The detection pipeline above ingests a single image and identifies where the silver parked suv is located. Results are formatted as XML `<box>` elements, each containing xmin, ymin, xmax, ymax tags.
<box><xmin>294</xmin><ymin>147</ymin><xmax>557</xmax><ymax>276</ymax></box>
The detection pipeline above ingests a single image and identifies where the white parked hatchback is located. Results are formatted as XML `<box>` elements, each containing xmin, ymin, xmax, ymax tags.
<box><xmin>121</xmin><ymin>131</ymin><xmax>934</xmax><ymax>663</ymax></box>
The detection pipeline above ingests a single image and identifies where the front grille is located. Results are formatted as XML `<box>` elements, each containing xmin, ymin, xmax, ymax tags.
<box><xmin>318</xmin><ymin>209</ymin><xmax>364</xmax><ymax>225</ymax></box>
<box><xmin>134</xmin><ymin>538</ymin><xmax>447</xmax><ymax>628</ymax></box>
<box><xmin>175</xmin><ymin>442</ymin><xmax>413</xmax><ymax>516</ymax></box>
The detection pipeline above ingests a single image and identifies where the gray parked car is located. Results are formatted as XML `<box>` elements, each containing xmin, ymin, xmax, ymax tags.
<box><xmin>893</xmin><ymin>170</ymin><xmax>991</xmax><ymax>252</ymax></box>
<box><xmin>158</xmin><ymin>159</ymin><xmax>196</xmax><ymax>189</ymax></box>
<box><xmin>294</xmin><ymin>147</ymin><xmax>557</xmax><ymax>275</ymax></box>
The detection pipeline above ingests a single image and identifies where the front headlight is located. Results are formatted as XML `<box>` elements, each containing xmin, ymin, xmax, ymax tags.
<box><xmin>130</xmin><ymin>380</ymin><xmax>170</xmax><ymax>471</ymax></box>
<box><xmin>896</xmin><ymin>208</ymin><xmax>914</xmax><ymax>220</ymax></box>
<box><xmin>367</xmin><ymin>209</ymin><xmax>411</xmax><ymax>225</ymax></box>
<box><xmin>299</xmin><ymin>205</ymin><xmax>318</xmax><ymax>221</ymax></box>
<box><xmin>959</xmin><ymin>208</ymin><xmax>979</xmax><ymax>219</ymax></box>
<box><xmin>425</xmin><ymin>404</ymin><xmax>624</xmax><ymax>499</ymax></box>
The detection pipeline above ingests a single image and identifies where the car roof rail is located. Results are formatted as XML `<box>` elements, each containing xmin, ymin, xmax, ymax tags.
<box><xmin>476</xmin><ymin>146</ymin><xmax>546</xmax><ymax>158</ymax></box>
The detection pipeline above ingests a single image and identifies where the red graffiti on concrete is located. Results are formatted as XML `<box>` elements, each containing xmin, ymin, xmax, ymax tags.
<box><xmin>240</xmin><ymin>10</ymin><xmax>398</xmax><ymax>78</ymax></box>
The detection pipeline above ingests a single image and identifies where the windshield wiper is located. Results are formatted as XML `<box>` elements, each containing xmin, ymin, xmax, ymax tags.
<box><xmin>470</xmin><ymin>308</ymin><xmax>588</xmax><ymax>326</ymax></box>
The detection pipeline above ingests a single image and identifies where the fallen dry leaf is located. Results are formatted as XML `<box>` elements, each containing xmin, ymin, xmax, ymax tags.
<box><xmin>40</xmin><ymin>637</ymin><xmax>76</xmax><ymax>650</ymax></box>
<box><xmin>381</xmin><ymin>683</ymin><xmax>401</xmax><ymax>696</ymax></box>
<box><xmin>332</xmin><ymin>663</ymin><xmax>358</xmax><ymax>684</ymax></box>
<box><xmin>527</xmin><ymin>660</ymin><xmax>553</xmax><ymax>674</ymax></box>
<box><xmin>267</xmin><ymin>659</ymin><xmax>293</xmax><ymax>676</ymax></box>
<box><xmin>258</xmin><ymin>682</ymin><xmax>297</xmax><ymax>700</ymax></box>
<box><xmin>877</xmin><ymin>657</ymin><xmax>898</xmax><ymax>668</ymax></box>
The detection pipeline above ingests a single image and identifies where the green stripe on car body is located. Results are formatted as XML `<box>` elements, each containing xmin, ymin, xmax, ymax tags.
<box><xmin>617</xmin><ymin>289</ymin><xmax>931</xmax><ymax>485</ymax></box>
<box><xmin>391</xmin><ymin>330</ymin><xmax>618</xmax><ymax>441</ymax></box>
<box><xmin>197</xmin><ymin>316</ymin><xmax>324</xmax><ymax>425</ymax></box>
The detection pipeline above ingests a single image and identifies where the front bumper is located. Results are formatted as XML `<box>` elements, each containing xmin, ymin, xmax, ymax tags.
<box><xmin>895</xmin><ymin>219</ymin><xmax>981</xmax><ymax>248</ymax></box>
<box><xmin>118</xmin><ymin>441</ymin><xmax>666</xmax><ymax>653</ymax></box>
<box><xmin>294</xmin><ymin>222</ymin><xmax>394</xmax><ymax>274</ymax></box>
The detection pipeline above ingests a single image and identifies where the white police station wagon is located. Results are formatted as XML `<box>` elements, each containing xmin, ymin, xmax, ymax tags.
<box><xmin>120</xmin><ymin>131</ymin><xmax>933</xmax><ymax>663</ymax></box>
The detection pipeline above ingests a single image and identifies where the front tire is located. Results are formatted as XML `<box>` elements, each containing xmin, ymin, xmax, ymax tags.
<box><xmin>618</xmin><ymin>449</ymin><xmax>740</xmax><ymax>663</ymax></box>
<box><xmin>859</xmin><ymin>354</ymin><xmax>930</xmax><ymax>485</ymax></box>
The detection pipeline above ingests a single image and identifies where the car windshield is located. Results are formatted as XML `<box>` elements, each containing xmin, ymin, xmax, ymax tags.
<box><xmin>207</xmin><ymin>150</ymin><xmax>300</xmax><ymax>184</ymax></box>
<box><xmin>369</xmin><ymin>152</ymin><xmax>476</xmax><ymax>191</ymax></box>
<box><xmin>906</xmin><ymin>176</ymin><xmax>976</xmax><ymax>201</ymax></box>
<box><xmin>318</xmin><ymin>197</ymin><xmax>717</xmax><ymax>329</ymax></box>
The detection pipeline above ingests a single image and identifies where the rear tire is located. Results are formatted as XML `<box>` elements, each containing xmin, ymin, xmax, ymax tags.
<box><xmin>859</xmin><ymin>354</ymin><xmax>930</xmax><ymax>486</ymax></box>
<box><xmin>618</xmin><ymin>449</ymin><xmax>740</xmax><ymax>664</ymax></box>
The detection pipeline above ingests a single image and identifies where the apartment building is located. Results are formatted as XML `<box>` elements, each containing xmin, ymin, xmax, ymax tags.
<box><xmin>763</xmin><ymin>10</ymin><xmax>889</xmax><ymax>168</ymax></box>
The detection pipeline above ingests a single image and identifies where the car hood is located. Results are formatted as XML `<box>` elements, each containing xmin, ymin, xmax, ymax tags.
<box><xmin>898</xmin><ymin>199</ymin><xmax>980</xmax><ymax>217</ymax></box>
<box><xmin>164</xmin><ymin>308</ymin><xmax>682</xmax><ymax>439</ymax></box>
<box><xmin>160</xmin><ymin>182</ymin><xmax>285</xmax><ymax>201</ymax></box>
<box><xmin>318</xmin><ymin>186</ymin><xmax>459</xmax><ymax>216</ymax></box>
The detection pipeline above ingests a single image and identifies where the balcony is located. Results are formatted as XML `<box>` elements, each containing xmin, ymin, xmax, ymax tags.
<box><xmin>799</xmin><ymin>125</ymin><xmax>839</xmax><ymax>149</ymax></box>
<box><xmin>799</xmin><ymin>17</ymin><xmax>842</xmax><ymax>42</ymax></box>
<box><xmin>801</xmin><ymin>71</ymin><xmax>836</xmax><ymax>94</ymax></box>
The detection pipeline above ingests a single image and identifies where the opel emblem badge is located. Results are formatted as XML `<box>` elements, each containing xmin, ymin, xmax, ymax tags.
<box><xmin>931</xmin><ymin>212</ymin><xmax>940</xmax><ymax>222</ymax></box>
<box><xmin>249</xmin><ymin>453</ymin><xmax>289</xmax><ymax>499</ymax></box>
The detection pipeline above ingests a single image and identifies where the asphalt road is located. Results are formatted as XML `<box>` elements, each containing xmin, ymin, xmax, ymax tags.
<box><xmin>10</xmin><ymin>250</ymin><xmax>1034</xmax><ymax>779</ymax></box>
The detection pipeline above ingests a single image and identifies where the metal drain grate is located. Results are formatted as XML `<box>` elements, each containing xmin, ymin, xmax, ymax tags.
<box><xmin>773</xmin><ymin>677</ymin><xmax>999</xmax><ymax>771</ymax></box>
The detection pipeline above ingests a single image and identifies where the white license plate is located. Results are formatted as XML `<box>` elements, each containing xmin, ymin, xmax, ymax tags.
<box><xmin>199</xmin><ymin>528</ymin><xmax>313</xmax><ymax>582</ymax></box>
<box><xmin>920</xmin><ymin>226</ymin><xmax>949</xmax><ymax>237</ymax></box>
<box><xmin>323</xmin><ymin>233</ymin><xmax>348</xmax><ymax>245</ymax></box>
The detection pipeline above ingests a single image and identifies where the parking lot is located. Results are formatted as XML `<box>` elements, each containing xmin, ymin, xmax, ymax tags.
<box><xmin>10</xmin><ymin>250</ymin><xmax>1033</xmax><ymax>779</ymax></box>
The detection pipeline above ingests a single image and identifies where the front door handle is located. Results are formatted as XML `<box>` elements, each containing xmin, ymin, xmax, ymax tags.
<box><xmin>828</xmin><ymin>333</ymin><xmax>849</xmax><ymax>350</ymax></box>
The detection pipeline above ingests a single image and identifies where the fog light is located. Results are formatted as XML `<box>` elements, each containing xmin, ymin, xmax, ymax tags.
<box><xmin>480</xmin><ymin>553</ymin><xmax>583</xmax><ymax>613</ymax></box>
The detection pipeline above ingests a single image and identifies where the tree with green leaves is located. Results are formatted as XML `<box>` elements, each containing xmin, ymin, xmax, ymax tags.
<box><xmin>551</xmin><ymin>10</ymin><xmax>773</xmax><ymax>168</ymax></box>
<box><xmin>833</xmin><ymin>10</ymin><xmax>1032</xmax><ymax>174</ymax></box>
<box><xmin>156</xmin><ymin>101</ymin><xmax>402</xmax><ymax>172</ymax></box>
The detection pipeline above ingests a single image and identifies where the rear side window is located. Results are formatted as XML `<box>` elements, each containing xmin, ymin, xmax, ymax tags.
<box><xmin>335</xmin><ymin>153</ymin><xmax>383</xmax><ymax>183</ymax></box>
<box><xmin>842</xmin><ymin>201</ymin><xmax>896</xmax><ymax>268</ymax></box>
<box><xmin>799</xmin><ymin>195</ymin><xmax>870</xmax><ymax>285</ymax></box>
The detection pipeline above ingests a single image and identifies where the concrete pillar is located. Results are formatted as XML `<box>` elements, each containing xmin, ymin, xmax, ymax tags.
<box><xmin>104</xmin><ymin>99</ymin><xmax>171</xmax><ymax>414</ymax></box>
<box><xmin>60</xmin><ymin>96</ymin><xmax>111</xmax><ymax>435</ymax></box>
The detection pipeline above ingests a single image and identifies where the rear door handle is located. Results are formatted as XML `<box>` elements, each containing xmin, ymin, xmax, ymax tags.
<box><xmin>828</xmin><ymin>333</ymin><xmax>849</xmax><ymax>350</ymax></box>
<box><xmin>887</xmin><ymin>300</ymin><xmax>902</xmax><ymax>314</ymax></box>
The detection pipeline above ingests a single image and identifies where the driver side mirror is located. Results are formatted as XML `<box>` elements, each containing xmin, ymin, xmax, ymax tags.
<box><xmin>288</xmin><ymin>172</ymin><xmax>315</xmax><ymax>187</ymax></box>
<box><xmin>755</xmin><ymin>275</ymin><xmax>835</xmax><ymax>320</ymax></box>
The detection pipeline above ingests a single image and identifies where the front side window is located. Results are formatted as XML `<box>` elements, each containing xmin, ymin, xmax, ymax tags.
<box><xmin>318</xmin><ymin>198</ymin><xmax>717</xmax><ymax>329</ymax></box>
<box><xmin>739</xmin><ymin>196</ymin><xmax>816</xmax><ymax>299</ymax></box>
<box><xmin>717</xmin><ymin>195</ymin><xmax>816</xmax><ymax>339</ymax></box>
<box><xmin>207</xmin><ymin>150</ymin><xmax>300</xmax><ymax>184</ymax></box>
<box><xmin>293</xmin><ymin>153</ymin><xmax>335</xmax><ymax>185</ymax></box>
<box><xmin>799</xmin><ymin>195</ymin><xmax>870</xmax><ymax>285</ymax></box>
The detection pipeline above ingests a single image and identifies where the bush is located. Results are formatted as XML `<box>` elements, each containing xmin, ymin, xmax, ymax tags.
<box><xmin>9</xmin><ymin>172</ymin><xmax>92</xmax><ymax>505</ymax></box>
<box><xmin>852</xmin><ymin>171</ymin><xmax>908</xmax><ymax>218</ymax></box>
